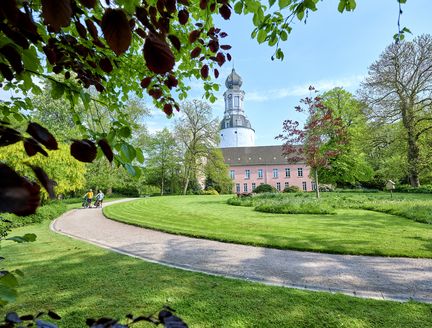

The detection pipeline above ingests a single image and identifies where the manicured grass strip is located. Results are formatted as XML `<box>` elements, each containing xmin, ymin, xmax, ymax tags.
<box><xmin>104</xmin><ymin>195</ymin><xmax>432</xmax><ymax>258</ymax></box>
<box><xmin>1</xmin><ymin>222</ymin><xmax>431</xmax><ymax>327</ymax></box>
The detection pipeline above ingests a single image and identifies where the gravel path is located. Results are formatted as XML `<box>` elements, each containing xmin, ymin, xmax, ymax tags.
<box><xmin>51</xmin><ymin>199</ymin><xmax>432</xmax><ymax>303</ymax></box>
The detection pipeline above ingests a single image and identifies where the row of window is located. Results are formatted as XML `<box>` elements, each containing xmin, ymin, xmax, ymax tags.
<box><xmin>230</xmin><ymin>168</ymin><xmax>303</xmax><ymax>180</ymax></box>
<box><xmin>236</xmin><ymin>181</ymin><xmax>315</xmax><ymax>193</ymax></box>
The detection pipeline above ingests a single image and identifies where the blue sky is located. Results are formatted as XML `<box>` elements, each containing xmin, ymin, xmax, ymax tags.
<box><xmin>147</xmin><ymin>0</ymin><xmax>432</xmax><ymax>145</ymax></box>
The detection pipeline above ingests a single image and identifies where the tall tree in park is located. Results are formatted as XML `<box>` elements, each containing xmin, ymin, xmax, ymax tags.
<box><xmin>175</xmin><ymin>100</ymin><xmax>219</xmax><ymax>195</ymax></box>
<box><xmin>144</xmin><ymin>128</ymin><xmax>180</xmax><ymax>196</ymax></box>
<box><xmin>205</xmin><ymin>148</ymin><xmax>233</xmax><ymax>194</ymax></box>
<box><xmin>360</xmin><ymin>35</ymin><xmax>432</xmax><ymax>187</ymax></box>
<box><xmin>277</xmin><ymin>87</ymin><xmax>348</xmax><ymax>198</ymax></box>
<box><xmin>318</xmin><ymin>88</ymin><xmax>373</xmax><ymax>186</ymax></box>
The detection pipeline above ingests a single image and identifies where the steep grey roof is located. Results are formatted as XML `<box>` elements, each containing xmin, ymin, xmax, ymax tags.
<box><xmin>225</xmin><ymin>68</ymin><xmax>242</xmax><ymax>89</ymax></box>
<box><xmin>220</xmin><ymin>114</ymin><xmax>253</xmax><ymax>130</ymax></box>
<box><xmin>221</xmin><ymin>145</ymin><xmax>305</xmax><ymax>166</ymax></box>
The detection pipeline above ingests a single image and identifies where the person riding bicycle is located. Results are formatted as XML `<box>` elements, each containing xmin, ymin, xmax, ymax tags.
<box><xmin>94</xmin><ymin>190</ymin><xmax>104</xmax><ymax>207</ymax></box>
<box><xmin>86</xmin><ymin>189</ymin><xmax>93</xmax><ymax>208</ymax></box>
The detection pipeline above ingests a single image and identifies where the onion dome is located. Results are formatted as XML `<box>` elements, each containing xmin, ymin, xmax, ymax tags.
<box><xmin>225</xmin><ymin>68</ymin><xmax>242</xmax><ymax>89</ymax></box>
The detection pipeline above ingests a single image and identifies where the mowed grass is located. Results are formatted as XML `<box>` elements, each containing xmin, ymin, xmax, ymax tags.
<box><xmin>103</xmin><ymin>195</ymin><xmax>432</xmax><ymax>258</ymax></box>
<box><xmin>1</xmin><ymin>222</ymin><xmax>431</xmax><ymax>327</ymax></box>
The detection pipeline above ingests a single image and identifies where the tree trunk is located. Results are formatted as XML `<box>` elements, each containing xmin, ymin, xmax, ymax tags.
<box><xmin>314</xmin><ymin>168</ymin><xmax>320</xmax><ymax>199</ymax></box>
<box><xmin>407</xmin><ymin>131</ymin><xmax>420</xmax><ymax>187</ymax></box>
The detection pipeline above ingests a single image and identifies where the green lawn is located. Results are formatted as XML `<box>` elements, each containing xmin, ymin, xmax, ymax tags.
<box><xmin>1</xmin><ymin>222</ymin><xmax>431</xmax><ymax>327</ymax></box>
<box><xmin>103</xmin><ymin>195</ymin><xmax>432</xmax><ymax>258</ymax></box>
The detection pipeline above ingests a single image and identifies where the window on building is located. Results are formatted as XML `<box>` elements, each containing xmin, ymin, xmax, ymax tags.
<box><xmin>276</xmin><ymin>182</ymin><xmax>281</xmax><ymax>191</ymax></box>
<box><xmin>302</xmin><ymin>181</ymin><xmax>307</xmax><ymax>191</ymax></box>
<box><xmin>245</xmin><ymin>169</ymin><xmax>250</xmax><ymax>179</ymax></box>
<box><xmin>230</xmin><ymin>170</ymin><xmax>235</xmax><ymax>180</ymax></box>
<box><xmin>252</xmin><ymin>182</ymin><xmax>256</xmax><ymax>191</ymax></box>
<box><xmin>312</xmin><ymin>182</ymin><xmax>316</xmax><ymax>191</ymax></box>
<box><xmin>285</xmin><ymin>168</ymin><xmax>290</xmax><ymax>177</ymax></box>
<box><xmin>258</xmin><ymin>169</ymin><xmax>263</xmax><ymax>178</ymax></box>
<box><xmin>234</xmin><ymin>95</ymin><xmax>239</xmax><ymax>108</ymax></box>
<box><xmin>273</xmin><ymin>168</ymin><xmax>278</xmax><ymax>178</ymax></box>
<box><xmin>297</xmin><ymin>168</ymin><xmax>303</xmax><ymax>177</ymax></box>
<box><xmin>243</xmin><ymin>183</ymin><xmax>248</xmax><ymax>192</ymax></box>
<box><xmin>285</xmin><ymin>182</ymin><xmax>289</xmax><ymax>189</ymax></box>
<box><xmin>236</xmin><ymin>183</ymin><xmax>240</xmax><ymax>193</ymax></box>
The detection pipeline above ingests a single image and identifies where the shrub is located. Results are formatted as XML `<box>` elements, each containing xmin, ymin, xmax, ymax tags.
<box><xmin>0</xmin><ymin>201</ymin><xmax>67</xmax><ymax>235</ymax></box>
<box><xmin>255</xmin><ymin>198</ymin><xmax>336</xmax><ymax>215</ymax></box>
<box><xmin>394</xmin><ymin>185</ymin><xmax>432</xmax><ymax>193</ymax></box>
<box><xmin>253</xmin><ymin>184</ymin><xmax>276</xmax><ymax>193</ymax></box>
<box><xmin>283</xmin><ymin>185</ymin><xmax>300</xmax><ymax>193</ymax></box>
<box><xmin>202</xmin><ymin>188</ymin><xmax>219</xmax><ymax>195</ymax></box>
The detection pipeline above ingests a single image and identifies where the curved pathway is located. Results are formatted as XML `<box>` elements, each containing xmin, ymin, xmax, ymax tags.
<box><xmin>51</xmin><ymin>199</ymin><xmax>432</xmax><ymax>303</ymax></box>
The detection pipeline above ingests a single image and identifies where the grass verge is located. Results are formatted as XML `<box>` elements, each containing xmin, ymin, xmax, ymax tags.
<box><xmin>1</xmin><ymin>222</ymin><xmax>431</xmax><ymax>327</ymax></box>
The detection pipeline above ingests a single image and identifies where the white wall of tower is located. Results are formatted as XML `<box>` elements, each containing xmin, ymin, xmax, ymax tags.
<box><xmin>220</xmin><ymin>127</ymin><xmax>255</xmax><ymax>148</ymax></box>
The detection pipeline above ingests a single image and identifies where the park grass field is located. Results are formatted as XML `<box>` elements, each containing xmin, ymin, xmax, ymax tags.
<box><xmin>103</xmin><ymin>194</ymin><xmax>432</xmax><ymax>258</ymax></box>
<box><xmin>1</xmin><ymin>221</ymin><xmax>431</xmax><ymax>327</ymax></box>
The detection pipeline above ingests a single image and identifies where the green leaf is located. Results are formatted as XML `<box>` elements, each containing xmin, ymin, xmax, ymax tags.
<box><xmin>0</xmin><ymin>272</ymin><xmax>18</xmax><ymax>288</ymax></box>
<box><xmin>338</xmin><ymin>0</ymin><xmax>346</xmax><ymax>13</ymax></box>
<box><xmin>6</xmin><ymin>233</ymin><xmax>36</xmax><ymax>243</ymax></box>
<box><xmin>120</xmin><ymin>143</ymin><xmax>136</xmax><ymax>162</ymax></box>
<box><xmin>0</xmin><ymin>285</ymin><xmax>17</xmax><ymax>303</ymax></box>
<box><xmin>304</xmin><ymin>0</ymin><xmax>317</xmax><ymax>11</ymax></box>
<box><xmin>124</xmin><ymin>163</ymin><xmax>137</xmax><ymax>176</ymax></box>
<box><xmin>234</xmin><ymin>1</ymin><xmax>243</xmax><ymax>14</ymax></box>
<box><xmin>278</xmin><ymin>0</ymin><xmax>291</xmax><ymax>9</ymax></box>
<box><xmin>268</xmin><ymin>0</ymin><xmax>276</xmax><ymax>7</ymax></box>
<box><xmin>118</xmin><ymin>126</ymin><xmax>132</xmax><ymax>138</ymax></box>
<box><xmin>51</xmin><ymin>82</ymin><xmax>64</xmax><ymax>100</ymax></box>
<box><xmin>257</xmin><ymin>29</ymin><xmax>267</xmax><ymax>43</ymax></box>
<box><xmin>135</xmin><ymin>148</ymin><xmax>145</xmax><ymax>163</ymax></box>
<box><xmin>280</xmin><ymin>30</ymin><xmax>288</xmax><ymax>41</ymax></box>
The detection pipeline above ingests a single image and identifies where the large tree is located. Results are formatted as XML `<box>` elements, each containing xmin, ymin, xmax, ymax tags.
<box><xmin>360</xmin><ymin>34</ymin><xmax>432</xmax><ymax>187</ymax></box>
<box><xmin>175</xmin><ymin>100</ymin><xmax>219</xmax><ymax>195</ymax></box>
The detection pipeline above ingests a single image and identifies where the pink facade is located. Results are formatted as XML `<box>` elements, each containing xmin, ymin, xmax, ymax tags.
<box><xmin>229</xmin><ymin>163</ymin><xmax>313</xmax><ymax>193</ymax></box>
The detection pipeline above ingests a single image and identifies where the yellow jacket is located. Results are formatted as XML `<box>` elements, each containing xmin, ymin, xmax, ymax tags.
<box><xmin>87</xmin><ymin>191</ymin><xmax>93</xmax><ymax>199</ymax></box>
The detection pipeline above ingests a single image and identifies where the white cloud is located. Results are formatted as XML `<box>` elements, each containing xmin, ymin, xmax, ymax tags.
<box><xmin>246</xmin><ymin>75</ymin><xmax>365</xmax><ymax>102</ymax></box>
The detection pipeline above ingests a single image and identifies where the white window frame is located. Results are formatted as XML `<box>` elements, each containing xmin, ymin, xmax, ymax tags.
<box><xmin>252</xmin><ymin>182</ymin><xmax>256</xmax><ymax>191</ymax></box>
<box><xmin>276</xmin><ymin>182</ymin><xmax>281</xmax><ymax>191</ymax></box>
<box><xmin>285</xmin><ymin>182</ymin><xmax>289</xmax><ymax>188</ymax></box>
<box><xmin>245</xmin><ymin>169</ymin><xmax>250</xmax><ymax>179</ymax></box>
<box><xmin>302</xmin><ymin>181</ymin><xmax>307</xmax><ymax>191</ymax></box>
<box><xmin>297</xmin><ymin>168</ymin><xmax>303</xmax><ymax>177</ymax></box>
<box><xmin>243</xmin><ymin>183</ymin><xmax>248</xmax><ymax>192</ymax></box>
<box><xmin>273</xmin><ymin>168</ymin><xmax>278</xmax><ymax>178</ymax></box>
<box><xmin>230</xmin><ymin>170</ymin><xmax>235</xmax><ymax>180</ymax></box>
<box><xmin>236</xmin><ymin>183</ymin><xmax>240</xmax><ymax>193</ymax></box>
<box><xmin>285</xmin><ymin>168</ymin><xmax>290</xmax><ymax>177</ymax></box>
<box><xmin>258</xmin><ymin>169</ymin><xmax>263</xmax><ymax>178</ymax></box>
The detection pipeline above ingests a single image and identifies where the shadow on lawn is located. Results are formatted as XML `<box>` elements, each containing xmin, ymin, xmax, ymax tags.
<box><xmin>2</xmin><ymin>235</ymin><xmax>432</xmax><ymax>328</ymax></box>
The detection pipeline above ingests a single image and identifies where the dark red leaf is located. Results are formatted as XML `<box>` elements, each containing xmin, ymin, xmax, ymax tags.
<box><xmin>214</xmin><ymin>68</ymin><xmax>219</xmax><ymax>78</ymax></box>
<box><xmin>158</xmin><ymin>17</ymin><xmax>170</xmax><ymax>34</ymax></box>
<box><xmin>102</xmin><ymin>9</ymin><xmax>132</xmax><ymax>56</ymax></box>
<box><xmin>0</xmin><ymin>23</ymin><xmax>29</xmax><ymax>49</ymax></box>
<box><xmin>65</xmin><ymin>71</ymin><xmax>70</xmax><ymax>79</ymax></box>
<box><xmin>0</xmin><ymin>45</ymin><xmax>23</xmax><ymax>73</ymax></box>
<box><xmin>163</xmin><ymin>103</ymin><xmax>173</xmax><ymax>116</ymax></box>
<box><xmin>165</xmin><ymin>74</ymin><xmax>178</xmax><ymax>89</ymax></box>
<box><xmin>16</xmin><ymin>11</ymin><xmax>40</xmax><ymax>43</ymax></box>
<box><xmin>168</xmin><ymin>34</ymin><xmax>181</xmax><ymax>51</ymax></box>
<box><xmin>0</xmin><ymin>63</ymin><xmax>13</xmax><ymax>81</ymax></box>
<box><xmin>220</xmin><ymin>44</ymin><xmax>231</xmax><ymax>50</ymax></box>
<box><xmin>156</xmin><ymin>0</ymin><xmax>165</xmax><ymax>15</ymax></box>
<box><xmin>140</xmin><ymin>76</ymin><xmax>152</xmax><ymax>89</ymax></box>
<box><xmin>70</xmin><ymin>139</ymin><xmax>97</xmax><ymax>163</ymax></box>
<box><xmin>201</xmin><ymin>64</ymin><xmax>209</xmax><ymax>78</ymax></box>
<box><xmin>216</xmin><ymin>52</ymin><xmax>226</xmax><ymax>66</ymax></box>
<box><xmin>129</xmin><ymin>18</ymin><xmax>136</xmax><ymax>29</ymax></box>
<box><xmin>42</xmin><ymin>0</ymin><xmax>72</xmax><ymax>32</ymax></box>
<box><xmin>178</xmin><ymin>9</ymin><xmax>189</xmax><ymax>25</ymax></box>
<box><xmin>219</xmin><ymin>31</ymin><xmax>228</xmax><ymax>38</ymax></box>
<box><xmin>165</xmin><ymin>0</ymin><xmax>176</xmax><ymax>13</ymax></box>
<box><xmin>199</xmin><ymin>0</ymin><xmax>208</xmax><ymax>10</ymax></box>
<box><xmin>24</xmin><ymin>138</ymin><xmax>48</xmax><ymax>157</ymax></box>
<box><xmin>135</xmin><ymin>28</ymin><xmax>147</xmax><ymax>39</ymax></box>
<box><xmin>188</xmin><ymin>30</ymin><xmax>200</xmax><ymax>43</ymax></box>
<box><xmin>85</xmin><ymin>19</ymin><xmax>99</xmax><ymax>39</ymax></box>
<box><xmin>219</xmin><ymin>4</ymin><xmax>231</xmax><ymax>20</ymax></box>
<box><xmin>0</xmin><ymin>126</ymin><xmax>21</xmax><ymax>146</ymax></box>
<box><xmin>210</xmin><ymin>2</ymin><xmax>216</xmax><ymax>11</ymax></box>
<box><xmin>149</xmin><ymin>88</ymin><xmax>163</xmax><ymax>99</ymax></box>
<box><xmin>208</xmin><ymin>39</ymin><xmax>219</xmax><ymax>53</ymax></box>
<box><xmin>174</xmin><ymin>103</ymin><xmax>180</xmax><ymax>112</ymax></box>
<box><xmin>190</xmin><ymin>46</ymin><xmax>201</xmax><ymax>58</ymax></box>
<box><xmin>75</xmin><ymin>20</ymin><xmax>87</xmax><ymax>38</ymax></box>
<box><xmin>226</xmin><ymin>52</ymin><xmax>232</xmax><ymax>61</ymax></box>
<box><xmin>135</xmin><ymin>7</ymin><xmax>155</xmax><ymax>32</ymax></box>
<box><xmin>97</xmin><ymin>139</ymin><xmax>113</xmax><ymax>162</ymax></box>
<box><xmin>0</xmin><ymin>0</ymin><xmax>19</xmax><ymax>23</ymax></box>
<box><xmin>26</xmin><ymin>122</ymin><xmax>58</xmax><ymax>150</ymax></box>
<box><xmin>144</xmin><ymin>32</ymin><xmax>175</xmax><ymax>74</ymax></box>
<box><xmin>178</xmin><ymin>0</ymin><xmax>189</xmax><ymax>4</ymax></box>
<box><xmin>78</xmin><ymin>0</ymin><xmax>96</xmax><ymax>8</ymax></box>
<box><xmin>99</xmin><ymin>57</ymin><xmax>113</xmax><ymax>73</ymax></box>
<box><xmin>30</xmin><ymin>166</ymin><xmax>56</xmax><ymax>199</ymax></box>
<box><xmin>0</xmin><ymin>164</ymin><xmax>41</xmax><ymax>216</ymax></box>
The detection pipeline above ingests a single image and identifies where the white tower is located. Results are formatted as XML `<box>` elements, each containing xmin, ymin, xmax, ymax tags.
<box><xmin>219</xmin><ymin>69</ymin><xmax>255</xmax><ymax>148</ymax></box>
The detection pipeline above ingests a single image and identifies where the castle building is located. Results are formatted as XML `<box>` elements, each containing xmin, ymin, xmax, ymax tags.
<box><xmin>219</xmin><ymin>69</ymin><xmax>313</xmax><ymax>193</ymax></box>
